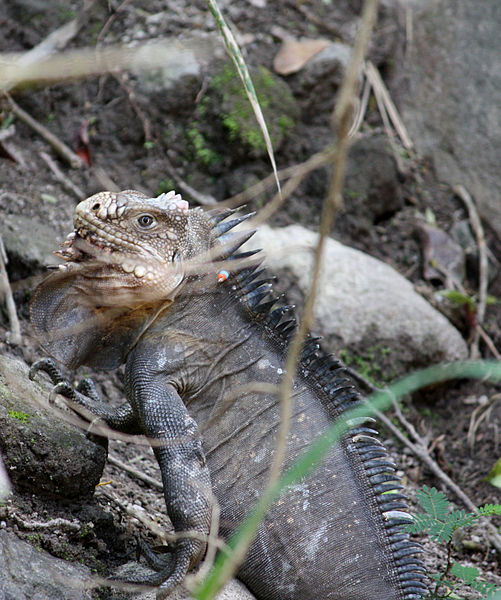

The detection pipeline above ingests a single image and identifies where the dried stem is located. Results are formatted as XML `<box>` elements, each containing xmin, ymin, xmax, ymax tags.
<box><xmin>0</xmin><ymin>234</ymin><xmax>21</xmax><ymax>345</ymax></box>
<box><xmin>6</xmin><ymin>94</ymin><xmax>84</xmax><ymax>169</ymax></box>
<box><xmin>39</xmin><ymin>151</ymin><xmax>84</xmax><ymax>200</ymax></box>
<box><xmin>453</xmin><ymin>185</ymin><xmax>488</xmax><ymax>359</ymax></box>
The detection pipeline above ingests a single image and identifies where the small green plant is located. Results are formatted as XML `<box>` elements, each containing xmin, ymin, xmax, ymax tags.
<box><xmin>208</xmin><ymin>63</ymin><xmax>298</xmax><ymax>155</ymax></box>
<box><xmin>7</xmin><ymin>409</ymin><xmax>30</xmax><ymax>424</ymax></box>
<box><xmin>156</xmin><ymin>177</ymin><xmax>176</xmax><ymax>196</ymax></box>
<box><xmin>340</xmin><ymin>345</ymin><xmax>392</xmax><ymax>385</ymax></box>
<box><xmin>405</xmin><ymin>485</ymin><xmax>501</xmax><ymax>599</ymax></box>
<box><xmin>186</xmin><ymin>126</ymin><xmax>222</xmax><ymax>167</ymax></box>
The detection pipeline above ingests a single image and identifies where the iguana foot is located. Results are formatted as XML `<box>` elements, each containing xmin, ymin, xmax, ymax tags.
<box><xmin>30</xmin><ymin>358</ymin><xmax>98</xmax><ymax>405</ymax></box>
<box><xmin>137</xmin><ymin>539</ymin><xmax>173</xmax><ymax>572</ymax></box>
<box><xmin>30</xmin><ymin>357</ymin><xmax>141</xmax><ymax>435</ymax></box>
<box><xmin>112</xmin><ymin>541</ymin><xmax>192</xmax><ymax>597</ymax></box>
<box><xmin>29</xmin><ymin>357</ymin><xmax>65</xmax><ymax>386</ymax></box>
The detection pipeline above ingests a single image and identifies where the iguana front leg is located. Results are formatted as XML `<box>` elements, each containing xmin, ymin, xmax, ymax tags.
<box><xmin>29</xmin><ymin>358</ymin><xmax>140</xmax><ymax>434</ymax></box>
<box><xmin>125</xmin><ymin>363</ymin><xmax>212</xmax><ymax>597</ymax></box>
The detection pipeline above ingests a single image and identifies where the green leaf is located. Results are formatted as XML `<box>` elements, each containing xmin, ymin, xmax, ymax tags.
<box><xmin>206</xmin><ymin>0</ymin><xmax>281</xmax><ymax>199</ymax></box>
<box><xmin>416</xmin><ymin>485</ymin><xmax>450</xmax><ymax>521</ymax></box>
<box><xmin>478</xmin><ymin>503</ymin><xmax>501</xmax><ymax>516</ymax></box>
<box><xmin>450</xmin><ymin>562</ymin><xmax>480</xmax><ymax>585</ymax></box>
<box><xmin>439</xmin><ymin>289</ymin><xmax>476</xmax><ymax>311</ymax></box>
<box><xmin>484</xmin><ymin>458</ymin><xmax>501</xmax><ymax>489</ymax></box>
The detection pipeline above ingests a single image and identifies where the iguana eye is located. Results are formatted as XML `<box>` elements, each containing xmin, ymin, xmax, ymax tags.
<box><xmin>136</xmin><ymin>214</ymin><xmax>156</xmax><ymax>229</ymax></box>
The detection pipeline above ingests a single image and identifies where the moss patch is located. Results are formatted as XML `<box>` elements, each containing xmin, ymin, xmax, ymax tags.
<box><xmin>211</xmin><ymin>64</ymin><xmax>298</xmax><ymax>154</ymax></box>
<box><xmin>7</xmin><ymin>409</ymin><xmax>31</xmax><ymax>425</ymax></box>
<box><xmin>186</xmin><ymin>63</ymin><xmax>299</xmax><ymax>167</ymax></box>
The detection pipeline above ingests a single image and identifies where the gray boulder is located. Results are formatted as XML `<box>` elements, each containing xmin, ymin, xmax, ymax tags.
<box><xmin>390</xmin><ymin>0</ymin><xmax>501</xmax><ymax>239</ymax></box>
<box><xmin>249</xmin><ymin>224</ymin><xmax>468</xmax><ymax>375</ymax></box>
<box><xmin>0</xmin><ymin>354</ymin><xmax>106</xmax><ymax>499</ymax></box>
<box><xmin>0</xmin><ymin>529</ymin><xmax>94</xmax><ymax>600</ymax></box>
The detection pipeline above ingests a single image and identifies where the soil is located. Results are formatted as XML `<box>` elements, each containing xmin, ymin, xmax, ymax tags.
<box><xmin>0</xmin><ymin>1</ymin><xmax>500</xmax><ymax>598</ymax></box>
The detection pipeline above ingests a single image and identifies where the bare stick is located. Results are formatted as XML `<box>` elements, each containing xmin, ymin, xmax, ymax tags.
<box><xmin>453</xmin><ymin>185</ymin><xmax>488</xmax><ymax>359</ymax></box>
<box><xmin>108</xmin><ymin>453</ymin><xmax>162</xmax><ymax>491</ymax></box>
<box><xmin>6</xmin><ymin>95</ymin><xmax>83</xmax><ymax>169</ymax></box>
<box><xmin>477</xmin><ymin>325</ymin><xmax>501</xmax><ymax>361</ymax></box>
<box><xmin>364</xmin><ymin>61</ymin><xmax>414</xmax><ymax>151</ymax></box>
<box><xmin>0</xmin><ymin>234</ymin><xmax>21</xmax><ymax>345</ymax></box>
<box><xmin>39</xmin><ymin>151</ymin><xmax>84</xmax><ymax>200</ymax></box>
<box><xmin>251</xmin><ymin>147</ymin><xmax>335</xmax><ymax>225</ymax></box>
<box><xmin>164</xmin><ymin>153</ymin><xmax>218</xmax><ymax>206</ymax></box>
<box><xmin>16</xmin><ymin>0</ymin><xmax>97</xmax><ymax>67</ymax></box>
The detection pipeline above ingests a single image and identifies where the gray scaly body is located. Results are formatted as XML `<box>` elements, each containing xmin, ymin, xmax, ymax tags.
<box><xmin>30</xmin><ymin>190</ymin><xmax>427</xmax><ymax>599</ymax></box>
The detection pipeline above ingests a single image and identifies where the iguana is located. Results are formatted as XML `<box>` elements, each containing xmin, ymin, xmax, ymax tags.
<box><xmin>29</xmin><ymin>189</ymin><xmax>427</xmax><ymax>600</ymax></box>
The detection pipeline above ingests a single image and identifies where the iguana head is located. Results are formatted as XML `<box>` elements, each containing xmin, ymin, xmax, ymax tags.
<box><xmin>30</xmin><ymin>189</ymin><xmax>253</xmax><ymax>369</ymax></box>
<box><xmin>55</xmin><ymin>189</ymin><xmax>215</xmax><ymax>301</ymax></box>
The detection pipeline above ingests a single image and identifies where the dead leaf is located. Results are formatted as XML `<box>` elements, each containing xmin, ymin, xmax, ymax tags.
<box><xmin>273</xmin><ymin>37</ymin><xmax>331</xmax><ymax>76</ymax></box>
<box><xmin>418</xmin><ymin>223</ymin><xmax>465</xmax><ymax>286</ymax></box>
<box><xmin>74</xmin><ymin>119</ymin><xmax>91</xmax><ymax>166</ymax></box>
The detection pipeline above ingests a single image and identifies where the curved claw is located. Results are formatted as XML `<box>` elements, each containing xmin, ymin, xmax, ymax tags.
<box><xmin>49</xmin><ymin>381</ymin><xmax>78</xmax><ymax>404</ymax></box>
<box><xmin>29</xmin><ymin>357</ymin><xmax>65</xmax><ymax>384</ymax></box>
<box><xmin>115</xmin><ymin>540</ymin><xmax>192</xmax><ymax>595</ymax></box>
<box><xmin>136</xmin><ymin>539</ymin><xmax>174</xmax><ymax>572</ymax></box>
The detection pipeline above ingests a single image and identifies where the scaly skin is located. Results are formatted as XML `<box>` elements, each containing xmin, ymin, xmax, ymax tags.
<box><xmin>30</xmin><ymin>190</ymin><xmax>427</xmax><ymax>599</ymax></box>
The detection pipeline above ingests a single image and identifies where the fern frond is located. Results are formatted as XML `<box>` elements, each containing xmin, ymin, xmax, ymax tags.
<box><xmin>478</xmin><ymin>503</ymin><xmax>501</xmax><ymax>516</ymax></box>
<box><xmin>416</xmin><ymin>485</ymin><xmax>450</xmax><ymax>520</ymax></box>
<box><xmin>403</xmin><ymin>513</ymin><xmax>436</xmax><ymax>535</ymax></box>
<box><xmin>450</xmin><ymin>563</ymin><xmax>499</xmax><ymax>596</ymax></box>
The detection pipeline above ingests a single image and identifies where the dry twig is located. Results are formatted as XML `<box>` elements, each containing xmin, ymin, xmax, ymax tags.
<box><xmin>203</xmin><ymin>2</ymin><xmax>381</xmax><ymax>591</ymax></box>
<box><xmin>108</xmin><ymin>453</ymin><xmax>162</xmax><ymax>491</ymax></box>
<box><xmin>453</xmin><ymin>184</ymin><xmax>489</xmax><ymax>359</ymax></box>
<box><xmin>39</xmin><ymin>151</ymin><xmax>84</xmax><ymax>200</ymax></box>
<box><xmin>0</xmin><ymin>234</ymin><xmax>21</xmax><ymax>345</ymax></box>
<box><xmin>6</xmin><ymin>95</ymin><xmax>84</xmax><ymax>169</ymax></box>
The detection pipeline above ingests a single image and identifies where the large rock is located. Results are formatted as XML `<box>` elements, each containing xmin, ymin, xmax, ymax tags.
<box><xmin>390</xmin><ymin>0</ymin><xmax>501</xmax><ymax>239</ymax></box>
<box><xmin>0</xmin><ymin>214</ymin><xmax>60</xmax><ymax>278</ymax></box>
<box><xmin>249</xmin><ymin>225</ymin><xmax>468</xmax><ymax>375</ymax></box>
<box><xmin>0</xmin><ymin>530</ymin><xmax>94</xmax><ymax>600</ymax></box>
<box><xmin>0</xmin><ymin>354</ymin><xmax>106</xmax><ymax>499</ymax></box>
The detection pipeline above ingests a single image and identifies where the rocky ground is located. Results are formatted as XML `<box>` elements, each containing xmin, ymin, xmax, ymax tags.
<box><xmin>0</xmin><ymin>1</ymin><xmax>500</xmax><ymax>599</ymax></box>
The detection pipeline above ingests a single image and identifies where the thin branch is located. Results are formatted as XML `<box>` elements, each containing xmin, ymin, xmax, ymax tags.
<box><xmin>6</xmin><ymin>94</ymin><xmax>84</xmax><ymax>169</ymax></box>
<box><xmin>453</xmin><ymin>185</ymin><xmax>489</xmax><ymax>359</ymax></box>
<box><xmin>107</xmin><ymin>453</ymin><xmax>163</xmax><ymax>491</ymax></box>
<box><xmin>164</xmin><ymin>152</ymin><xmax>218</xmax><ymax>206</ymax></box>
<box><xmin>251</xmin><ymin>147</ymin><xmax>335</xmax><ymax>225</ymax></box>
<box><xmin>364</xmin><ymin>61</ymin><xmax>414</xmax><ymax>151</ymax></box>
<box><xmin>39</xmin><ymin>151</ymin><xmax>84</xmax><ymax>200</ymax></box>
<box><xmin>476</xmin><ymin>325</ymin><xmax>501</xmax><ymax>361</ymax></box>
<box><xmin>0</xmin><ymin>234</ymin><xmax>21</xmax><ymax>345</ymax></box>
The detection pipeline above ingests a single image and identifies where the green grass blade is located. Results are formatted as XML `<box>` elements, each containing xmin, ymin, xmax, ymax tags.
<box><xmin>206</xmin><ymin>0</ymin><xmax>281</xmax><ymax>198</ymax></box>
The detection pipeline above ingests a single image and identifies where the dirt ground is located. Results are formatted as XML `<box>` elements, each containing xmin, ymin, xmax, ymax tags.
<box><xmin>0</xmin><ymin>1</ymin><xmax>500</xmax><ymax>598</ymax></box>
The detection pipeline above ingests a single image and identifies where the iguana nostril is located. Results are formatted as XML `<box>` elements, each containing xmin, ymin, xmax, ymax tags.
<box><xmin>92</xmin><ymin>203</ymin><xmax>100</xmax><ymax>211</ymax></box>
